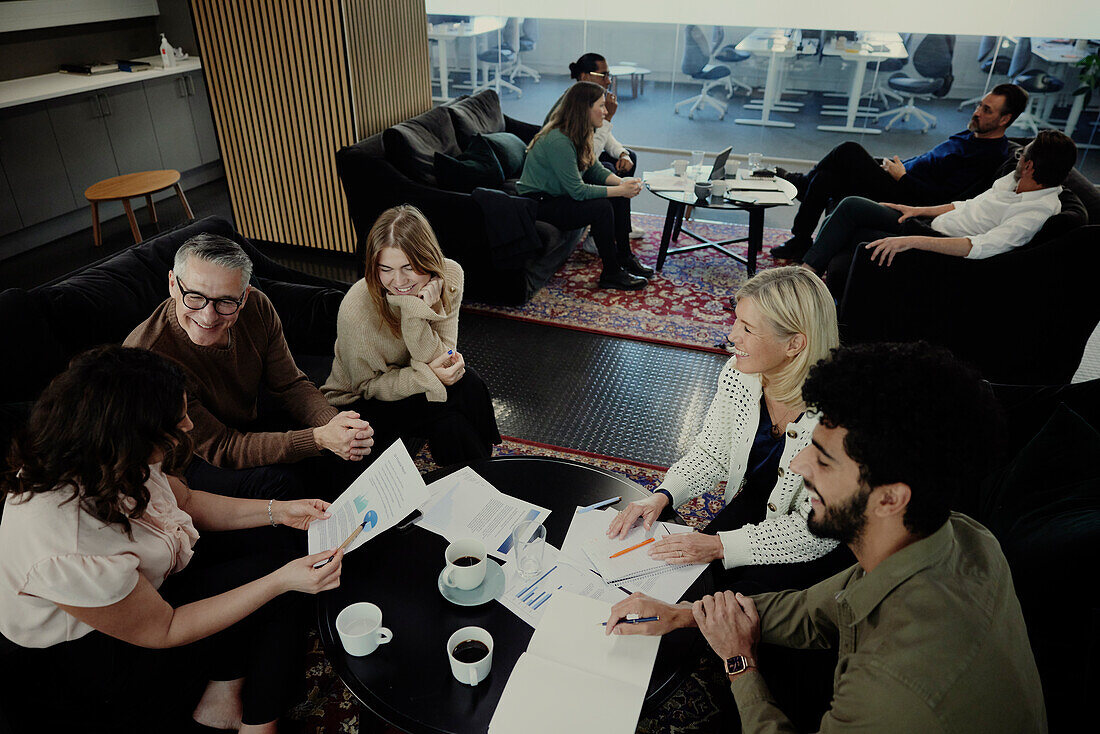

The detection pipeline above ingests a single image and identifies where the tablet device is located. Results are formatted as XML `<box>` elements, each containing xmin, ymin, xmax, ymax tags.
<box><xmin>709</xmin><ymin>146</ymin><xmax>733</xmax><ymax>180</ymax></box>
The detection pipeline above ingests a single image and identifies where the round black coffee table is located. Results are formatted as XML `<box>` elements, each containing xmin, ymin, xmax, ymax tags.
<box><xmin>317</xmin><ymin>456</ymin><xmax>714</xmax><ymax>734</ymax></box>
<box><xmin>648</xmin><ymin>177</ymin><xmax>798</xmax><ymax>275</ymax></box>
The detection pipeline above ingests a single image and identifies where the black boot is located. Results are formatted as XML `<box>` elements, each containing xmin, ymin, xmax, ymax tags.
<box><xmin>621</xmin><ymin>253</ymin><xmax>655</xmax><ymax>278</ymax></box>
<box><xmin>598</xmin><ymin>267</ymin><xmax>647</xmax><ymax>290</ymax></box>
<box><xmin>770</xmin><ymin>235</ymin><xmax>813</xmax><ymax>262</ymax></box>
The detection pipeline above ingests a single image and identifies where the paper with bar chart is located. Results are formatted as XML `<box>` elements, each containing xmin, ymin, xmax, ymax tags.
<box><xmin>416</xmin><ymin>466</ymin><xmax>550</xmax><ymax>560</ymax></box>
<box><xmin>499</xmin><ymin>546</ymin><xmax>627</xmax><ymax>628</ymax></box>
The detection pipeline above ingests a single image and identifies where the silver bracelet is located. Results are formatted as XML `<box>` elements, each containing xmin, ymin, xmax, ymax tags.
<box><xmin>267</xmin><ymin>498</ymin><xmax>277</xmax><ymax>527</ymax></box>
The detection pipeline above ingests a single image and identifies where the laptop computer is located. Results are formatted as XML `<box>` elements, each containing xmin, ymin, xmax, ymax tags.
<box><xmin>709</xmin><ymin>146</ymin><xmax>733</xmax><ymax>180</ymax></box>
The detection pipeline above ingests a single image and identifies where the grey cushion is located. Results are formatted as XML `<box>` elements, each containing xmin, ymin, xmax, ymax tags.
<box><xmin>434</xmin><ymin>136</ymin><xmax>505</xmax><ymax>194</ymax></box>
<box><xmin>478</xmin><ymin>132</ymin><xmax>527</xmax><ymax>179</ymax></box>
<box><xmin>446</xmin><ymin>90</ymin><xmax>506</xmax><ymax>149</ymax></box>
<box><xmin>1023</xmin><ymin>188</ymin><xmax>1089</xmax><ymax>250</ymax></box>
<box><xmin>382</xmin><ymin>106</ymin><xmax>460</xmax><ymax>186</ymax></box>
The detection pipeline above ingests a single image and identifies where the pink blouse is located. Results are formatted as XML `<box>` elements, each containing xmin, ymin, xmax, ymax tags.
<box><xmin>0</xmin><ymin>464</ymin><xmax>199</xmax><ymax>648</ymax></box>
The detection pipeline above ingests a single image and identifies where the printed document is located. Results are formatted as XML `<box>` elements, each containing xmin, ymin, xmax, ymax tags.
<box><xmin>498</xmin><ymin>545</ymin><xmax>627</xmax><ymax>628</ymax></box>
<box><xmin>416</xmin><ymin>466</ymin><xmax>550</xmax><ymax>560</ymax></box>
<box><xmin>307</xmin><ymin>440</ymin><xmax>428</xmax><ymax>554</ymax></box>
<box><xmin>566</xmin><ymin>508</ymin><xmax>707</xmax><ymax>603</ymax></box>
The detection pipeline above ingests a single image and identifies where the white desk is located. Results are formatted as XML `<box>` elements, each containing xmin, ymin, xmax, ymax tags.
<box><xmin>818</xmin><ymin>33</ymin><xmax>907</xmax><ymax>135</ymax></box>
<box><xmin>428</xmin><ymin>16</ymin><xmax>506</xmax><ymax>102</ymax></box>
<box><xmin>734</xmin><ymin>29</ymin><xmax>802</xmax><ymax>129</ymax></box>
<box><xmin>1031</xmin><ymin>38</ymin><xmax>1096</xmax><ymax>137</ymax></box>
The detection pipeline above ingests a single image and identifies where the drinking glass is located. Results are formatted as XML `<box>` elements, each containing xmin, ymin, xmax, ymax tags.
<box><xmin>747</xmin><ymin>152</ymin><xmax>764</xmax><ymax>171</ymax></box>
<box><xmin>691</xmin><ymin>149</ymin><xmax>705</xmax><ymax>178</ymax></box>
<box><xmin>511</xmin><ymin>521</ymin><xmax>546</xmax><ymax>578</ymax></box>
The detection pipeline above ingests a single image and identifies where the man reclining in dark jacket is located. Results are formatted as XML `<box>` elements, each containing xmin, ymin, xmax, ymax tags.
<box><xmin>771</xmin><ymin>83</ymin><xmax>1028</xmax><ymax>261</ymax></box>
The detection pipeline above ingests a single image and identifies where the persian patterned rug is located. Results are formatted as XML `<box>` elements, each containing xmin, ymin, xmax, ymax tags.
<box><xmin>284</xmin><ymin>436</ymin><xmax>725</xmax><ymax>733</ymax></box>
<box><xmin>463</xmin><ymin>212</ymin><xmax>792</xmax><ymax>354</ymax></box>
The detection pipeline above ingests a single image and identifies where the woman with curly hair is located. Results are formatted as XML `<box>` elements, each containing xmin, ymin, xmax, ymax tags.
<box><xmin>608</xmin><ymin>266</ymin><xmax>852</xmax><ymax>593</ymax></box>
<box><xmin>517</xmin><ymin>80</ymin><xmax>651</xmax><ymax>290</ymax></box>
<box><xmin>322</xmin><ymin>204</ymin><xmax>500</xmax><ymax>467</ymax></box>
<box><xmin>0</xmin><ymin>346</ymin><xmax>342</xmax><ymax>733</ymax></box>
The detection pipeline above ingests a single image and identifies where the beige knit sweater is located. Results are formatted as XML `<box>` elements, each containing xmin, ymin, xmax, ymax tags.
<box><xmin>323</xmin><ymin>259</ymin><xmax>463</xmax><ymax>405</ymax></box>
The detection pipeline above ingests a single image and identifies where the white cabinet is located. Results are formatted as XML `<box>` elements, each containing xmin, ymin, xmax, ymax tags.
<box><xmin>0</xmin><ymin>161</ymin><xmax>21</xmax><ymax>237</ymax></box>
<box><xmin>0</xmin><ymin>103</ymin><xmax>76</xmax><ymax>226</ymax></box>
<box><xmin>47</xmin><ymin>92</ymin><xmax>120</xmax><ymax>203</ymax></box>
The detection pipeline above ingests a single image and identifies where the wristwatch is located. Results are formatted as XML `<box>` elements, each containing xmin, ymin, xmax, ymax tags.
<box><xmin>724</xmin><ymin>654</ymin><xmax>757</xmax><ymax>678</ymax></box>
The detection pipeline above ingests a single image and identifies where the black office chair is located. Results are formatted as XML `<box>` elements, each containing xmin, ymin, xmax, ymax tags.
<box><xmin>711</xmin><ymin>26</ymin><xmax>753</xmax><ymax>96</ymax></box>
<box><xmin>475</xmin><ymin>18</ymin><xmax>521</xmax><ymax>97</ymax></box>
<box><xmin>957</xmin><ymin>36</ymin><xmax>1012</xmax><ymax>110</ymax></box>
<box><xmin>1009</xmin><ymin>38</ymin><xmax>1064</xmax><ymax>135</ymax></box>
<box><xmin>675</xmin><ymin>25</ymin><xmax>732</xmax><ymax>119</ymax></box>
<box><xmin>509</xmin><ymin>17</ymin><xmax>540</xmax><ymax>83</ymax></box>
<box><xmin>876</xmin><ymin>34</ymin><xmax>956</xmax><ymax>132</ymax></box>
<box><xmin>864</xmin><ymin>33</ymin><xmax>912</xmax><ymax>109</ymax></box>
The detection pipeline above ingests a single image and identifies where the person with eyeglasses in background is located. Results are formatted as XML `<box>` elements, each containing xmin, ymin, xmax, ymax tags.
<box><xmin>125</xmin><ymin>234</ymin><xmax>375</xmax><ymax>502</ymax></box>
<box><xmin>547</xmin><ymin>52</ymin><xmax>647</xmax><ymax>243</ymax></box>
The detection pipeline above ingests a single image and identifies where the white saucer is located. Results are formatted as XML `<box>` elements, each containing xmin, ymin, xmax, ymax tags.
<box><xmin>437</xmin><ymin>560</ymin><xmax>505</xmax><ymax>606</ymax></box>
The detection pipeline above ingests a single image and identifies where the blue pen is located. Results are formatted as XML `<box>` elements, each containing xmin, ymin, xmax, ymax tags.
<box><xmin>578</xmin><ymin>496</ymin><xmax>621</xmax><ymax>513</ymax></box>
<box><xmin>601</xmin><ymin>616</ymin><xmax>660</xmax><ymax>626</ymax></box>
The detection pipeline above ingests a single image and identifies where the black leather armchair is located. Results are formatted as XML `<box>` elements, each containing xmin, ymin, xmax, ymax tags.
<box><xmin>830</xmin><ymin>162</ymin><xmax>1100</xmax><ymax>385</ymax></box>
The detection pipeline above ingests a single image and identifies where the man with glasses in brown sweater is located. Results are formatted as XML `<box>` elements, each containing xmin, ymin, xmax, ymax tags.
<box><xmin>125</xmin><ymin>234</ymin><xmax>374</xmax><ymax>500</ymax></box>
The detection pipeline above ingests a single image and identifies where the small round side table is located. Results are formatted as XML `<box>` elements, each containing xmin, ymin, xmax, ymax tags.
<box><xmin>84</xmin><ymin>170</ymin><xmax>194</xmax><ymax>247</ymax></box>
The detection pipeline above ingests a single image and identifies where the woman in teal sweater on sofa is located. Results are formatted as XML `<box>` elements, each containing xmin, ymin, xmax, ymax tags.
<box><xmin>517</xmin><ymin>81</ymin><xmax>651</xmax><ymax>290</ymax></box>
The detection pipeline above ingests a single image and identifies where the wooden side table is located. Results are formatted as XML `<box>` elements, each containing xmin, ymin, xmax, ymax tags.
<box><xmin>84</xmin><ymin>170</ymin><xmax>194</xmax><ymax>247</ymax></box>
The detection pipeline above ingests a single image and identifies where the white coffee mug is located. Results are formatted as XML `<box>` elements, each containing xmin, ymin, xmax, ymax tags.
<box><xmin>335</xmin><ymin>602</ymin><xmax>393</xmax><ymax>656</ymax></box>
<box><xmin>443</xmin><ymin>538</ymin><xmax>487</xmax><ymax>591</ymax></box>
<box><xmin>671</xmin><ymin>159</ymin><xmax>689</xmax><ymax>177</ymax></box>
<box><xmin>711</xmin><ymin>179</ymin><xmax>729</xmax><ymax>196</ymax></box>
<box><xmin>447</xmin><ymin>626</ymin><xmax>494</xmax><ymax>686</ymax></box>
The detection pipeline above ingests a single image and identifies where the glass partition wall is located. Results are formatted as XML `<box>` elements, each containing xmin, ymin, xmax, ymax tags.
<box><xmin>423</xmin><ymin>10</ymin><xmax>1099</xmax><ymax>193</ymax></box>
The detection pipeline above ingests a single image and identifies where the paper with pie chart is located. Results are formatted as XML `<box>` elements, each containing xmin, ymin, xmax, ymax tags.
<box><xmin>307</xmin><ymin>440</ymin><xmax>428</xmax><ymax>555</ymax></box>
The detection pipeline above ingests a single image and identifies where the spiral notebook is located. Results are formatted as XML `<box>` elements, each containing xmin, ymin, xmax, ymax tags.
<box><xmin>581</xmin><ymin>520</ymin><xmax>692</xmax><ymax>584</ymax></box>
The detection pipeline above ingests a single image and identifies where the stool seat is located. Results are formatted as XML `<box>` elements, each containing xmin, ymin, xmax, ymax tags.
<box><xmin>84</xmin><ymin>169</ymin><xmax>194</xmax><ymax>247</ymax></box>
<box><xmin>84</xmin><ymin>170</ymin><xmax>181</xmax><ymax>202</ymax></box>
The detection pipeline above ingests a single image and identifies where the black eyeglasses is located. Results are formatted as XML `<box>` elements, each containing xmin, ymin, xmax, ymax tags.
<box><xmin>176</xmin><ymin>277</ymin><xmax>245</xmax><ymax>315</ymax></box>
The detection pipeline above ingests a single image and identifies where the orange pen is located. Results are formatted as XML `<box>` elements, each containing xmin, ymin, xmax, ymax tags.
<box><xmin>609</xmin><ymin>537</ymin><xmax>655</xmax><ymax>559</ymax></box>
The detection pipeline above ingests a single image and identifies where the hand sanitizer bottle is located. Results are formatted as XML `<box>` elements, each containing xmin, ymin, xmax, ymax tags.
<box><xmin>160</xmin><ymin>33</ymin><xmax>177</xmax><ymax>68</ymax></box>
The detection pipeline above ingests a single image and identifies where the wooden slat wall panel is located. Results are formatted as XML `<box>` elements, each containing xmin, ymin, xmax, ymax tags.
<box><xmin>190</xmin><ymin>0</ymin><xmax>367</xmax><ymax>252</ymax></box>
<box><xmin>342</xmin><ymin>0</ymin><xmax>432</xmax><ymax>140</ymax></box>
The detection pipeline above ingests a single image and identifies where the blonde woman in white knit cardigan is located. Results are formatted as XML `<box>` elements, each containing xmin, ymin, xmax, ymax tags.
<box><xmin>607</xmin><ymin>267</ymin><xmax>852</xmax><ymax>592</ymax></box>
<box><xmin>322</xmin><ymin>205</ymin><xmax>500</xmax><ymax>467</ymax></box>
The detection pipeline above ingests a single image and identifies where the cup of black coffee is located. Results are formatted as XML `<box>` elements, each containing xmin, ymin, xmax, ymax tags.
<box><xmin>447</xmin><ymin>626</ymin><xmax>493</xmax><ymax>685</ymax></box>
<box><xmin>443</xmin><ymin>538</ymin><xmax>486</xmax><ymax>590</ymax></box>
<box><xmin>452</xmin><ymin>639</ymin><xmax>490</xmax><ymax>663</ymax></box>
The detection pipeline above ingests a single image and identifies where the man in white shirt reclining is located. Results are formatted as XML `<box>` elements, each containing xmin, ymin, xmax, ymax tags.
<box><xmin>798</xmin><ymin>129</ymin><xmax>1077</xmax><ymax>274</ymax></box>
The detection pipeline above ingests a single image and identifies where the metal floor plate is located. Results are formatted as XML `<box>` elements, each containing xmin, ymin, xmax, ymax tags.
<box><xmin>458</xmin><ymin>312</ymin><xmax>729</xmax><ymax>467</ymax></box>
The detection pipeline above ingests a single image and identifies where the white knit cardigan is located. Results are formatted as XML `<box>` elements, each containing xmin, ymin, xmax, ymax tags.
<box><xmin>660</xmin><ymin>357</ymin><xmax>838</xmax><ymax>569</ymax></box>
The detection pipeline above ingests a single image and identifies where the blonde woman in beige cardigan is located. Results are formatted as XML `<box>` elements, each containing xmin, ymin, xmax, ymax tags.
<box><xmin>322</xmin><ymin>205</ymin><xmax>500</xmax><ymax>467</ymax></box>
